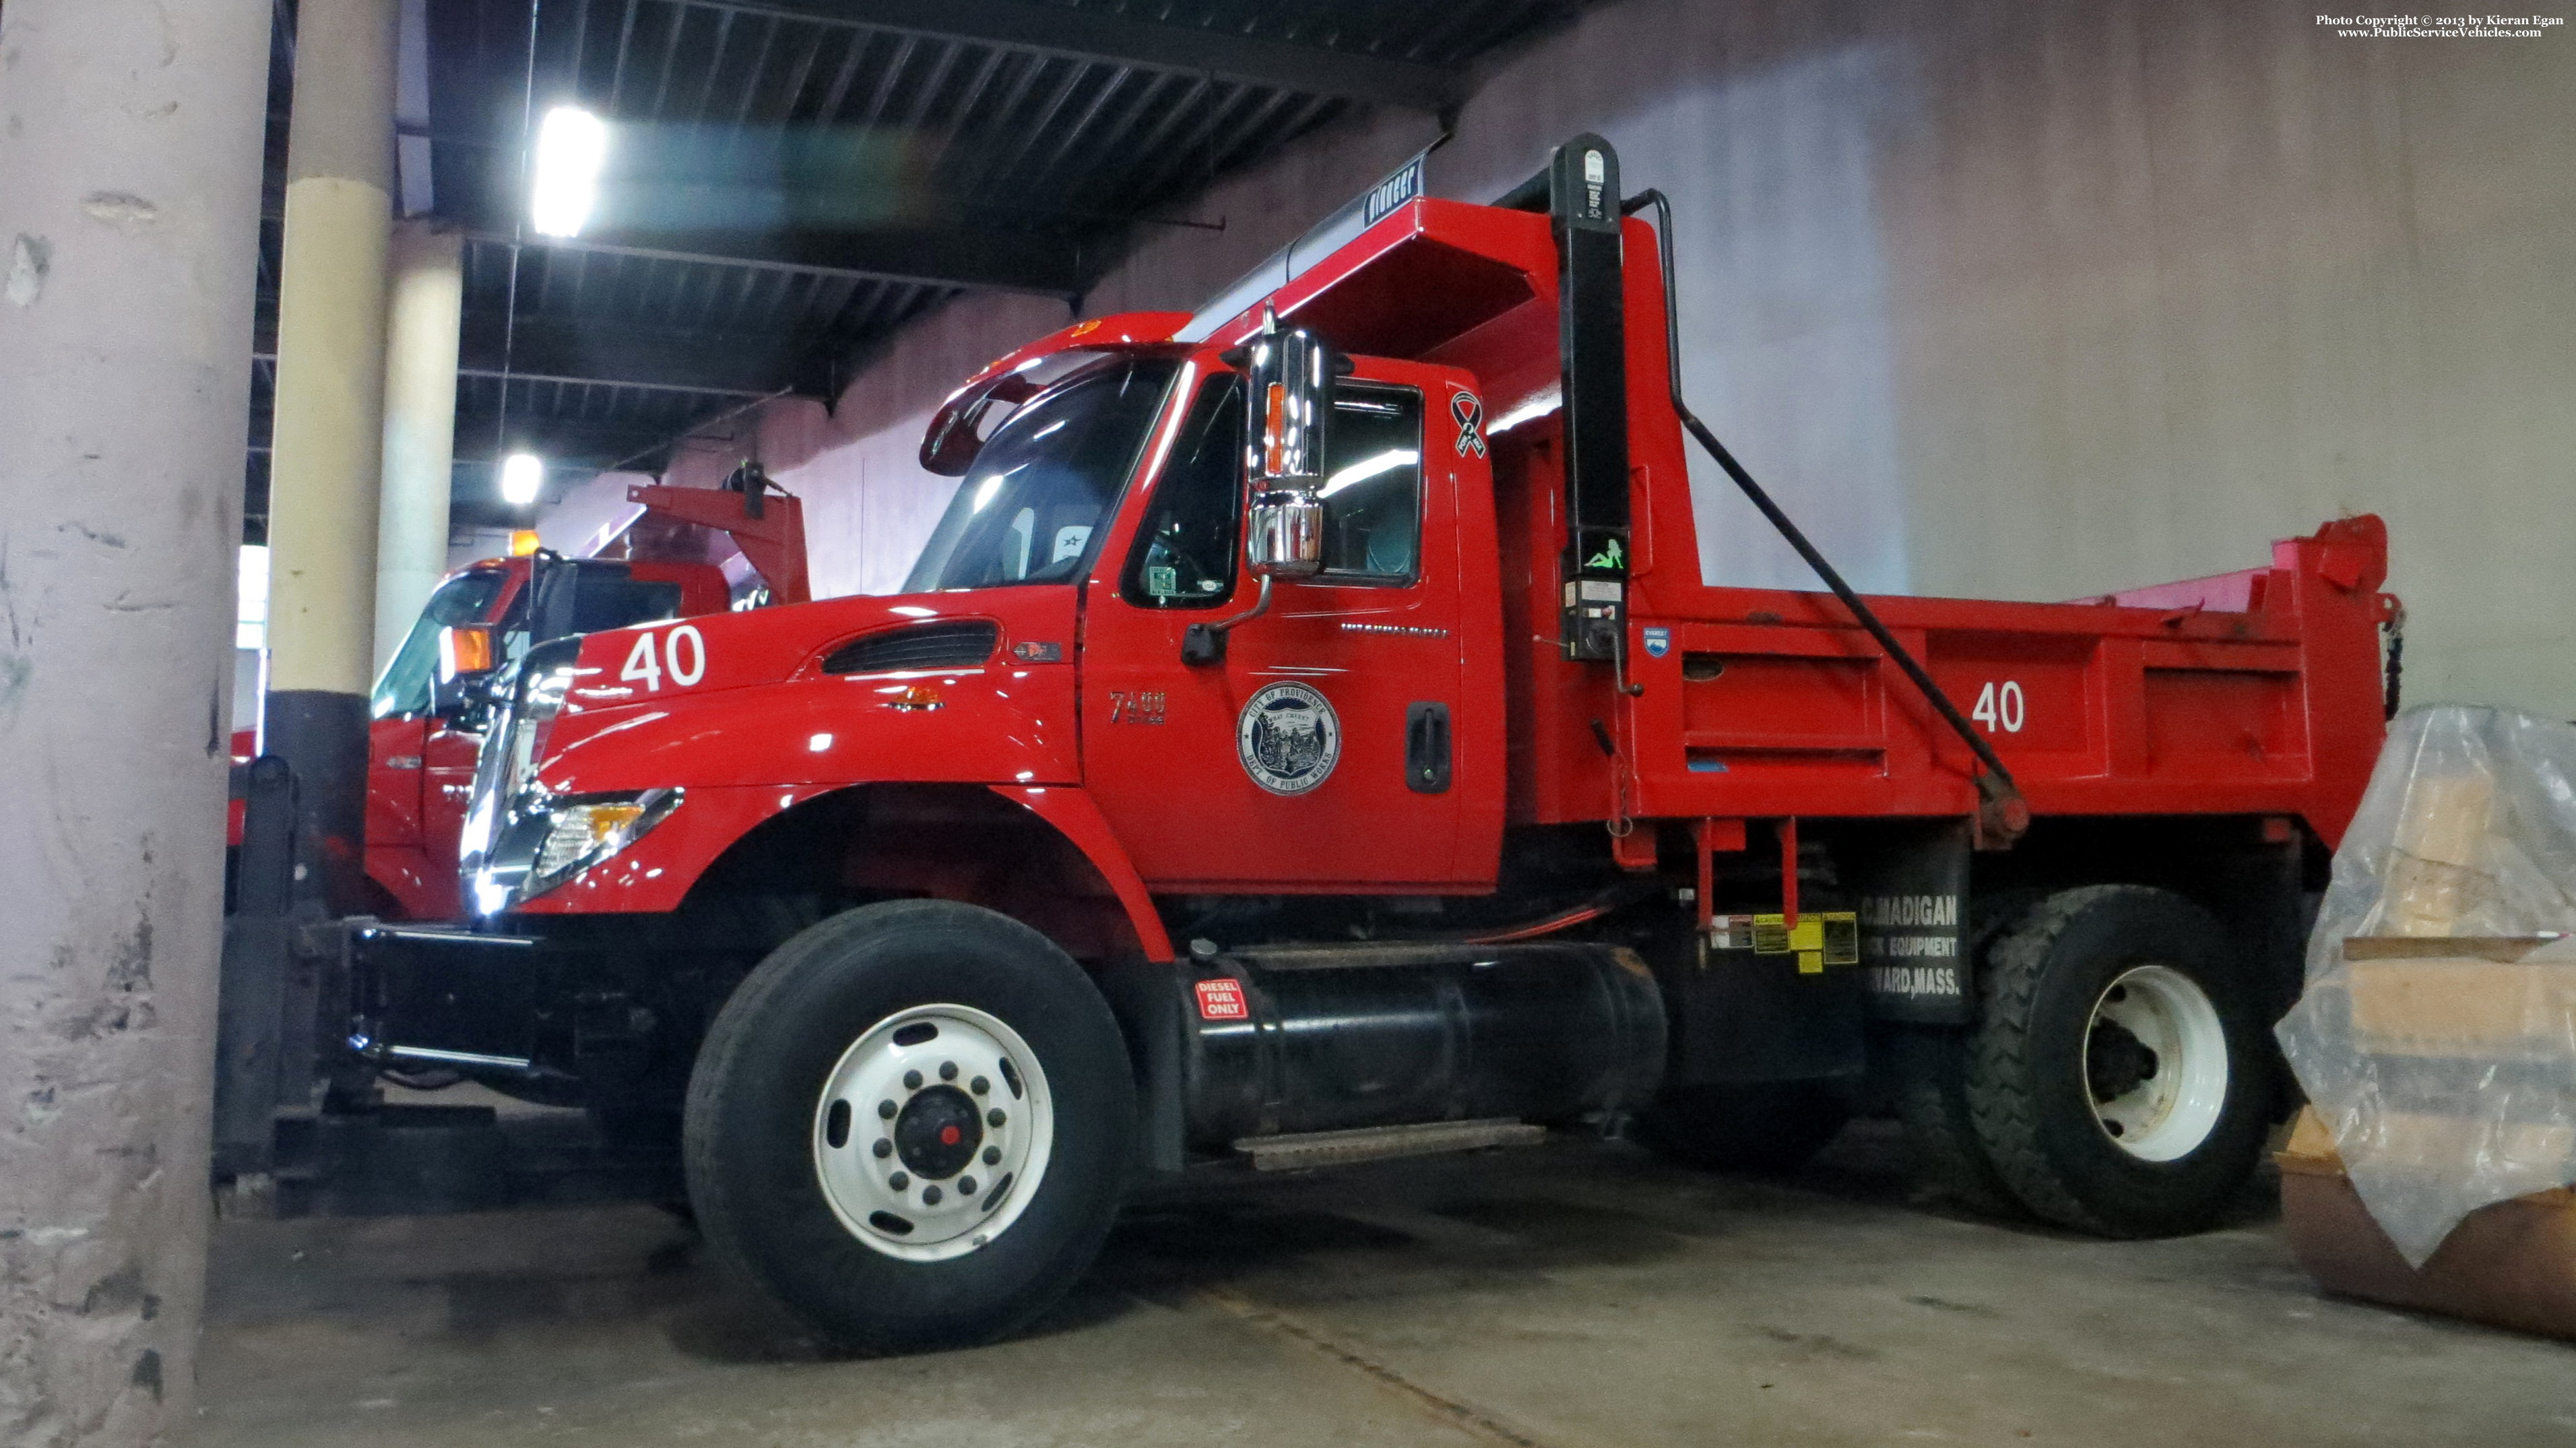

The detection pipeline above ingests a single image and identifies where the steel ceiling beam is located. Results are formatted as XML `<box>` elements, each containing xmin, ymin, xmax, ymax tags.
<box><xmin>258</xmin><ymin>422</ymin><xmax>695</xmax><ymax>465</ymax></box>
<box><xmin>689</xmin><ymin>0</ymin><xmax>1461</xmax><ymax>112</ymax></box>
<box><xmin>257</xmin><ymin>309</ymin><xmax>839</xmax><ymax>398</ymax></box>
<box><xmin>463</xmin><ymin>222</ymin><xmax>1081</xmax><ymax>296</ymax></box>
<box><xmin>455</xmin><ymin>311</ymin><xmax>833</xmax><ymax>396</ymax></box>
<box><xmin>455</xmin><ymin>365</ymin><xmax>775</xmax><ymax>398</ymax></box>
<box><xmin>446</xmin><ymin>417</ymin><xmax>699</xmax><ymax>463</ymax></box>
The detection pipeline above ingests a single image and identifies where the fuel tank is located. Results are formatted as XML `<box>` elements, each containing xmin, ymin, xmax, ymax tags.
<box><xmin>1179</xmin><ymin>941</ymin><xmax>1666</xmax><ymax>1148</ymax></box>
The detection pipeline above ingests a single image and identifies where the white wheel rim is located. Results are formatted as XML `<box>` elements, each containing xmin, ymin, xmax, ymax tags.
<box><xmin>2082</xmin><ymin>964</ymin><xmax>2229</xmax><ymax>1162</ymax></box>
<box><xmin>810</xmin><ymin>1003</ymin><xmax>1055</xmax><ymax>1261</ymax></box>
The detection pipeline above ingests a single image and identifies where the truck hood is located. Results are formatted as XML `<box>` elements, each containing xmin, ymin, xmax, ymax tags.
<box><xmin>530</xmin><ymin>586</ymin><xmax>1083</xmax><ymax>794</ymax></box>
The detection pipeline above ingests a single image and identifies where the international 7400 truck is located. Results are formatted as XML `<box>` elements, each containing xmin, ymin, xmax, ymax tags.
<box><xmin>226</xmin><ymin>137</ymin><xmax>2397</xmax><ymax>1352</ymax></box>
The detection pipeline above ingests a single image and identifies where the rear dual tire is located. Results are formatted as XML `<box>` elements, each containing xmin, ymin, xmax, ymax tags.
<box><xmin>683</xmin><ymin>901</ymin><xmax>1134</xmax><ymax>1353</ymax></box>
<box><xmin>1906</xmin><ymin>885</ymin><xmax>2272</xmax><ymax>1237</ymax></box>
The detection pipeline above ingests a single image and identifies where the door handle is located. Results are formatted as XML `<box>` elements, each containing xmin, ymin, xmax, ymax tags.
<box><xmin>1405</xmin><ymin>701</ymin><xmax>1451</xmax><ymax>794</ymax></box>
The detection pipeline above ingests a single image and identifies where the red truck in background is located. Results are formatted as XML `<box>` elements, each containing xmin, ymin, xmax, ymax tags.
<box><xmin>232</xmin><ymin>136</ymin><xmax>2398</xmax><ymax>1355</ymax></box>
<box><xmin>226</xmin><ymin>478</ymin><xmax>804</xmax><ymax>918</ymax></box>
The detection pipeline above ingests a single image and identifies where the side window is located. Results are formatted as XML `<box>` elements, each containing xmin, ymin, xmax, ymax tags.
<box><xmin>1121</xmin><ymin>375</ymin><xmax>1245</xmax><ymax>609</ymax></box>
<box><xmin>368</xmin><ymin>569</ymin><xmax>508</xmax><ymax>718</ymax></box>
<box><xmin>1320</xmin><ymin>387</ymin><xmax>1423</xmax><ymax>582</ymax></box>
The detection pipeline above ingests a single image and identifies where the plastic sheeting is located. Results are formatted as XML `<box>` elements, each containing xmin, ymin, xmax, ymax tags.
<box><xmin>2278</xmin><ymin>704</ymin><xmax>2576</xmax><ymax>1265</ymax></box>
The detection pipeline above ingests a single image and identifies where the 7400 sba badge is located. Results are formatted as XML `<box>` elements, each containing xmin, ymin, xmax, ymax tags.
<box><xmin>216</xmin><ymin>136</ymin><xmax>2400</xmax><ymax>1352</ymax></box>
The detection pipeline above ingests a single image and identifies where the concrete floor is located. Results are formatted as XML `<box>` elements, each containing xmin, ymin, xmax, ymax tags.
<box><xmin>199</xmin><ymin>1121</ymin><xmax>2576</xmax><ymax>1447</ymax></box>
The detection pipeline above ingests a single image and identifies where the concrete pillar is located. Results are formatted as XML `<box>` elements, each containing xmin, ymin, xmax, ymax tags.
<box><xmin>264</xmin><ymin>0</ymin><xmax>398</xmax><ymax>911</ymax></box>
<box><xmin>375</xmin><ymin>222</ymin><xmax>463</xmax><ymax>671</ymax></box>
<box><xmin>0</xmin><ymin>2</ymin><xmax>272</xmax><ymax>1443</ymax></box>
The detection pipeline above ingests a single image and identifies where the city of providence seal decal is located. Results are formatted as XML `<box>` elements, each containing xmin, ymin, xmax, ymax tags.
<box><xmin>1237</xmin><ymin>682</ymin><xmax>1342</xmax><ymax>795</ymax></box>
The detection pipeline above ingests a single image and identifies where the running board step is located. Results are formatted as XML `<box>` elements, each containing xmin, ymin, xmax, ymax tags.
<box><xmin>1233</xmin><ymin>1119</ymin><xmax>1545</xmax><ymax>1172</ymax></box>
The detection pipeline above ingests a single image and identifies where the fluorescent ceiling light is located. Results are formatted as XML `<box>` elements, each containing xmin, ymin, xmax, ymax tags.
<box><xmin>500</xmin><ymin>452</ymin><xmax>545</xmax><ymax>506</ymax></box>
<box><xmin>530</xmin><ymin>106</ymin><xmax>607</xmax><ymax>238</ymax></box>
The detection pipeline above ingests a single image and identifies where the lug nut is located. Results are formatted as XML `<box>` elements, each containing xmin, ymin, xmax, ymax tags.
<box><xmin>987</xmin><ymin>1108</ymin><xmax>1006</xmax><ymax>1128</ymax></box>
<box><xmin>877</xmin><ymin>1100</ymin><xmax>897</xmax><ymax>1120</ymax></box>
<box><xmin>923</xmin><ymin>1185</ymin><xmax>943</xmax><ymax>1205</ymax></box>
<box><xmin>889</xmin><ymin>1171</ymin><xmax>910</xmax><ymax>1190</ymax></box>
<box><xmin>971</xmin><ymin>1075</ymin><xmax>990</xmax><ymax>1096</ymax></box>
<box><xmin>903</xmin><ymin>1069</ymin><xmax>922</xmax><ymax>1090</ymax></box>
<box><xmin>940</xmin><ymin>1061</ymin><xmax>958</xmax><ymax>1081</ymax></box>
<box><xmin>872</xmin><ymin>1139</ymin><xmax>892</xmax><ymax>1159</ymax></box>
<box><xmin>982</xmin><ymin>1145</ymin><xmax>1000</xmax><ymax>1166</ymax></box>
<box><xmin>959</xmin><ymin>1175</ymin><xmax>977</xmax><ymax>1195</ymax></box>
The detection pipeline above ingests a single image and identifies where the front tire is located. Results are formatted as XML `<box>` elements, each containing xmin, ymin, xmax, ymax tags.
<box><xmin>1963</xmin><ymin>886</ymin><xmax>2269</xmax><ymax>1237</ymax></box>
<box><xmin>683</xmin><ymin>901</ymin><xmax>1134</xmax><ymax>1353</ymax></box>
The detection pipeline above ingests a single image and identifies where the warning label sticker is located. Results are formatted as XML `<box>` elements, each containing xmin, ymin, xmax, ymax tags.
<box><xmin>1708</xmin><ymin>912</ymin><xmax>1859</xmax><ymax>966</ymax></box>
<box><xmin>1194</xmin><ymin>978</ymin><xmax>1250</xmax><ymax>1020</ymax></box>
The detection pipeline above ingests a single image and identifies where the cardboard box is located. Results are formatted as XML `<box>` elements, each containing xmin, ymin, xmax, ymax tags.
<box><xmin>2278</xmin><ymin>1107</ymin><xmax>2576</xmax><ymax>1340</ymax></box>
<box><xmin>2301</xmin><ymin>1108</ymin><xmax>2576</xmax><ymax>1176</ymax></box>
<box><xmin>2381</xmin><ymin>773</ymin><xmax>2494</xmax><ymax>935</ymax></box>
<box><xmin>2344</xmin><ymin>937</ymin><xmax>2576</xmax><ymax>1060</ymax></box>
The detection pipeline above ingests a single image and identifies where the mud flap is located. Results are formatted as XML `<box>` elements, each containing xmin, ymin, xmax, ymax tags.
<box><xmin>1093</xmin><ymin>956</ymin><xmax>1190</xmax><ymax>1175</ymax></box>
<box><xmin>1846</xmin><ymin>819</ymin><xmax>1975</xmax><ymax>1026</ymax></box>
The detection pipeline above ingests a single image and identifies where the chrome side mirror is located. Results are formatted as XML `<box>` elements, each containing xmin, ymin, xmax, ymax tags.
<box><xmin>1241</xmin><ymin>320</ymin><xmax>1330</xmax><ymax>578</ymax></box>
<box><xmin>1184</xmin><ymin>318</ymin><xmax>1337</xmax><ymax>668</ymax></box>
<box><xmin>1246</xmin><ymin>493</ymin><xmax>1323</xmax><ymax>577</ymax></box>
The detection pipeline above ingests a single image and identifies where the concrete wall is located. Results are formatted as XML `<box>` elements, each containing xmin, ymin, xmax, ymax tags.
<box><xmin>707</xmin><ymin>0</ymin><xmax>2576</xmax><ymax>716</ymax></box>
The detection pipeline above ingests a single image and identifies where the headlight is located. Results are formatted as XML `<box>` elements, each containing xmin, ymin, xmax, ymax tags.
<box><xmin>474</xmin><ymin>788</ymin><xmax>684</xmax><ymax>915</ymax></box>
<box><xmin>463</xmin><ymin>636</ymin><xmax>681</xmax><ymax>915</ymax></box>
<box><xmin>524</xmin><ymin>790</ymin><xmax>684</xmax><ymax>897</ymax></box>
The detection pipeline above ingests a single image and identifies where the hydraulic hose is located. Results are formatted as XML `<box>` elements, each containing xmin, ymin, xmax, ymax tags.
<box><xmin>1623</xmin><ymin>189</ymin><xmax>2028</xmax><ymax>845</ymax></box>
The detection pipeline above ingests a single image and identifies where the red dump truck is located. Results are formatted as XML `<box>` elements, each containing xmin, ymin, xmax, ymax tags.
<box><xmin>261</xmin><ymin>136</ymin><xmax>2395</xmax><ymax>1352</ymax></box>
<box><xmin>226</xmin><ymin>479</ymin><xmax>805</xmax><ymax>918</ymax></box>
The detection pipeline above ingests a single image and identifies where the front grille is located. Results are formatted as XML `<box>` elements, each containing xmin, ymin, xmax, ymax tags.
<box><xmin>820</xmin><ymin>621</ymin><xmax>999</xmax><ymax>674</ymax></box>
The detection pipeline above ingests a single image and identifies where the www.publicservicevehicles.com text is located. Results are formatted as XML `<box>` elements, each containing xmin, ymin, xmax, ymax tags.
<box><xmin>2317</xmin><ymin>13</ymin><xmax>2564</xmax><ymax>36</ymax></box>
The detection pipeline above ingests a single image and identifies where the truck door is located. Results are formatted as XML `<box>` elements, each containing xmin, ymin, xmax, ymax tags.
<box><xmin>1081</xmin><ymin>357</ymin><xmax>1495</xmax><ymax>891</ymax></box>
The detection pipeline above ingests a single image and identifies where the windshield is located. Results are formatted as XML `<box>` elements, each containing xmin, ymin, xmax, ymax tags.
<box><xmin>903</xmin><ymin>358</ymin><xmax>1180</xmax><ymax>593</ymax></box>
<box><xmin>371</xmin><ymin>569</ymin><xmax>509</xmax><ymax>718</ymax></box>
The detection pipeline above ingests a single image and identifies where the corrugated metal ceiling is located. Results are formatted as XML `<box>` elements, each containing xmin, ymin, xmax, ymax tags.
<box><xmin>248</xmin><ymin>0</ymin><xmax>1582</xmax><ymax>536</ymax></box>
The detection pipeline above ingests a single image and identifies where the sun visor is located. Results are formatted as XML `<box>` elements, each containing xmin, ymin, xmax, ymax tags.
<box><xmin>1175</xmin><ymin>148</ymin><xmax>1432</xmax><ymax>344</ymax></box>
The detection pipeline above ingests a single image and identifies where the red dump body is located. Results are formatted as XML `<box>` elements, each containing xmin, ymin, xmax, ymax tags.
<box><xmin>1610</xmin><ymin>518</ymin><xmax>2391</xmax><ymax>839</ymax></box>
<box><xmin>491</xmin><ymin>188</ymin><xmax>2393</xmax><ymax>965</ymax></box>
